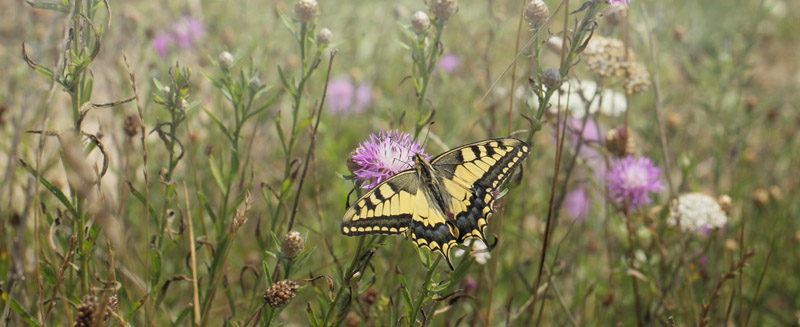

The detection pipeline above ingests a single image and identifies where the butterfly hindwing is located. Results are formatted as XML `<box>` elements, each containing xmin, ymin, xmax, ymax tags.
<box><xmin>431</xmin><ymin>138</ymin><xmax>530</xmax><ymax>243</ymax></box>
<box><xmin>341</xmin><ymin>171</ymin><xmax>418</xmax><ymax>235</ymax></box>
<box><xmin>409</xmin><ymin>186</ymin><xmax>459</xmax><ymax>269</ymax></box>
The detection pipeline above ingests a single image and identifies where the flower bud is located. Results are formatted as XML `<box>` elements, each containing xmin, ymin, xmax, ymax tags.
<box><xmin>524</xmin><ymin>0</ymin><xmax>549</xmax><ymax>28</ymax></box>
<box><xmin>316</xmin><ymin>28</ymin><xmax>332</xmax><ymax>45</ymax></box>
<box><xmin>541</xmin><ymin>68</ymin><xmax>561</xmax><ymax>90</ymax></box>
<box><xmin>294</xmin><ymin>0</ymin><xmax>318</xmax><ymax>23</ymax></box>
<box><xmin>411</xmin><ymin>11</ymin><xmax>430</xmax><ymax>33</ymax></box>
<box><xmin>218</xmin><ymin>51</ymin><xmax>234</xmax><ymax>69</ymax></box>
<box><xmin>717</xmin><ymin>194</ymin><xmax>732</xmax><ymax>215</ymax></box>
<box><xmin>249</xmin><ymin>76</ymin><xmax>262</xmax><ymax>91</ymax></box>
<box><xmin>281</xmin><ymin>231</ymin><xmax>305</xmax><ymax>258</ymax></box>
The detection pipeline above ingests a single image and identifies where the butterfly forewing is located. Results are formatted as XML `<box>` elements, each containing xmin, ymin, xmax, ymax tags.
<box><xmin>341</xmin><ymin>171</ymin><xmax>418</xmax><ymax>235</ymax></box>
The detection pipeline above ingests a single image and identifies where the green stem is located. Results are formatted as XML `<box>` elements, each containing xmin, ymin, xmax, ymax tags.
<box><xmin>407</xmin><ymin>256</ymin><xmax>442</xmax><ymax>327</ymax></box>
<box><xmin>414</xmin><ymin>22</ymin><xmax>445</xmax><ymax>138</ymax></box>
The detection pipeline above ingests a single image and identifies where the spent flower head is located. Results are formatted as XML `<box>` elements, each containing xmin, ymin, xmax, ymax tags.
<box><xmin>668</xmin><ymin>193</ymin><xmax>728</xmax><ymax>233</ymax></box>
<box><xmin>350</xmin><ymin>130</ymin><xmax>430</xmax><ymax>189</ymax></box>
<box><xmin>264</xmin><ymin>280</ymin><xmax>300</xmax><ymax>307</ymax></box>
<box><xmin>606</xmin><ymin>155</ymin><xmax>664</xmax><ymax>209</ymax></box>
<box><xmin>430</xmin><ymin>0</ymin><xmax>458</xmax><ymax>21</ymax></box>
<box><xmin>294</xmin><ymin>0</ymin><xmax>319</xmax><ymax>22</ymax></box>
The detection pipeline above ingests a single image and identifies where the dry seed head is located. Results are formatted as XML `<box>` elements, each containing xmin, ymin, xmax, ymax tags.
<box><xmin>294</xmin><ymin>0</ymin><xmax>318</xmax><ymax>22</ymax></box>
<box><xmin>218</xmin><ymin>51</ymin><xmax>234</xmax><ymax>69</ymax></box>
<box><xmin>411</xmin><ymin>11</ymin><xmax>431</xmax><ymax>33</ymax></box>
<box><xmin>524</xmin><ymin>0</ymin><xmax>550</xmax><ymax>28</ymax></box>
<box><xmin>317</xmin><ymin>28</ymin><xmax>332</xmax><ymax>45</ymax></box>
<box><xmin>673</xmin><ymin>25</ymin><xmax>687</xmax><ymax>43</ymax></box>
<box><xmin>360</xmin><ymin>285</ymin><xmax>378</xmax><ymax>304</ymax></box>
<box><xmin>605</xmin><ymin>125</ymin><xmax>636</xmax><ymax>157</ymax></box>
<box><xmin>281</xmin><ymin>231</ymin><xmax>305</xmax><ymax>258</ymax></box>
<box><xmin>604</xmin><ymin>2</ymin><xmax>627</xmax><ymax>27</ymax></box>
<box><xmin>106</xmin><ymin>295</ymin><xmax>118</xmax><ymax>320</ymax></box>
<box><xmin>750</xmin><ymin>188</ymin><xmax>769</xmax><ymax>208</ymax></box>
<box><xmin>768</xmin><ymin>185</ymin><xmax>783</xmax><ymax>201</ymax></box>
<box><xmin>623</xmin><ymin>61</ymin><xmax>650</xmax><ymax>94</ymax></box>
<box><xmin>430</xmin><ymin>0</ymin><xmax>458</xmax><ymax>21</ymax></box>
<box><xmin>74</xmin><ymin>295</ymin><xmax>98</xmax><ymax>327</ymax></box>
<box><xmin>666</xmin><ymin>112</ymin><xmax>682</xmax><ymax>129</ymax></box>
<box><xmin>541</xmin><ymin>68</ymin><xmax>562</xmax><ymax>90</ymax></box>
<box><xmin>123</xmin><ymin>114</ymin><xmax>139</xmax><ymax>138</ymax></box>
<box><xmin>583</xmin><ymin>36</ymin><xmax>632</xmax><ymax>78</ymax></box>
<box><xmin>717</xmin><ymin>194</ymin><xmax>732</xmax><ymax>215</ymax></box>
<box><xmin>345</xmin><ymin>313</ymin><xmax>361</xmax><ymax>327</ymax></box>
<box><xmin>724</xmin><ymin>239</ymin><xmax>738</xmax><ymax>252</ymax></box>
<box><xmin>264</xmin><ymin>280</ymin><xmax>300</xmax><ymax>307</ymax></box>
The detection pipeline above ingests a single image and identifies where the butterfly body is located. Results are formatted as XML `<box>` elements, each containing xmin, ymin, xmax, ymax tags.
<box><xmin>342</xmin><ymin>138</ymin><xmax>530</xmax><ymax>268</ymax></box>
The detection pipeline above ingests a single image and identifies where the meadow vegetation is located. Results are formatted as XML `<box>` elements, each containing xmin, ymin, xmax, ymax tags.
<box><xmin>0</xmin><ymin>0</ymin><xmax>798</xmax><ymax>325</ymax></box>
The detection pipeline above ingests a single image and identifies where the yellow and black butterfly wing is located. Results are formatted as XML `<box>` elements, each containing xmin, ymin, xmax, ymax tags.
<box><xmin>341</xmin><ymin>171</ymin><xmax>419</xmax><ymax>236</ymax></box>
<box><xmin>431</xmin><ymin>138</ymin><xmax>530</xmax><ymax>244</ymax></box>
<box><xmin>408</xmin><ymin>186</ymin><xmax>459</xmax><ymax>269</ymax></box>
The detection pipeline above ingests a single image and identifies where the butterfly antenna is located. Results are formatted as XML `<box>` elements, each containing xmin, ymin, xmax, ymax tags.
<box><xmin>345</xmin><ymin>187</ymin><xmax>357</xmax><ymax>208</ymax></box>
<box><xmin>421</xmin><ymin>121</ymin><xmax>436</xmax><ymax>149</ymax></box>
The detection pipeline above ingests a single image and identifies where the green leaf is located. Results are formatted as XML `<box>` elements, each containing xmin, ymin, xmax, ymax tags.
<box><xmin>150</xmin><ymin>249</ymin><xmax>162</xmax><ymax>286</ymax></box>
<box><xmin>165</xmin><ymin>183</ymin><xmax>178</xmax><ymax>202</ymax></box>
<box><xmin>124</xmin><ymin>296</ymin><xmax>145</xmax><ymax>320</ymax></box>
<box><xmin>24</xmin><ymin>0</ymin><xmax>69</xmax><ymax>13</ymax></box>
<box><xmin>277</xmin><ymin>9</ymin><xmax>299</xmax><ymax>40</ymax></box>
<box><xmin>39</xmin><ymin>262</ymin><xmax>57</xmax><ymax>285</ymax></box>
<box><xmin>207</xmin><ymin>154</ymin><xmax>225</xmax><ymax>193</ymax></box>
<box><xmin>202</xmin><ymin>107</ymin><xmax>233</xmax><ymax>144</ymax></box>
<box><xmin>306</xmin><ymin>304</ymin><xmax>320</xmax><ymax>327</ymax></box>
<box><xmin>171</xmin><ymin>307</ymin><xmax>192</xmax><ymax>327</ymax></box>
<box><xmin>7</xmin><ymin>298</ymin><xmax>41</xmax><ymax>327</ymax></box>
<box><xmin>125</xmin><ymin>180</ymin><xmax>159</xmax><ymax>225</ymax></box>
<box><xmin>81</xmin><ymin>76</ymin><xmax>93</xmax><ymax>104</ymax></box>
<box><xmin>274</xmin><ymin>113</ymin><xmax>288</xmax><ymax>154</ymax></box>
<box><xmin>197</xmin><ymin>191</ymin><xmax>218</xmax><ymax>223</ymax></box>
<box><xmin>19</xmin><ymin>159</ymin><xmax>76</xmax><ymax>216</ymax></box>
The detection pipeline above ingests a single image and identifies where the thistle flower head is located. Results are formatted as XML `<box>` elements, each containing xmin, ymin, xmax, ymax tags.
<box><xmin>607</xmin><ymin>0</ymin><xmax>630</xmax><ymax>7</ymax></box>
<box><xmin>350</xmin><ymin>130</ymin><xmax>430</xmax><ymax>189</ymax></box>
<box><xmin>605</xmin><ymin>156</ymin><xmax>664</xmax><ymax>209</ymax></box>
<box><xmin>264</xmin><ymin>280</ymin><xmax>300</xmax><ymax>307</ymax></box>
<box><xmin>436</xmin><ymin>54</ymin><xmax>461</xmax><ymax>74</ymax></box>
<box><xmin>541</xmin><ymin>68</ymin><xmax>562</xmax><ymax>90</ymax></box>
<box><xmin>565</xmin><ymin>187</ymin><xmax>591</xmax><ymax>223</ymax></box>
<box><xmin>325</xmin><ymin>77</ymin><xmax>372</xmax><ymax>116</ymax></box>
<box><xmin>668</xmin><ymin>193</ymin><xmax>728</xmax><ymax>233</ymax></box>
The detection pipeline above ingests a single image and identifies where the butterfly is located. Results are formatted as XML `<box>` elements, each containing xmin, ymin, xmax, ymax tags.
<box><xmin>341</xmin><ymin>138</ymin><xmax>530</xmax><ymax>269</ymax></box>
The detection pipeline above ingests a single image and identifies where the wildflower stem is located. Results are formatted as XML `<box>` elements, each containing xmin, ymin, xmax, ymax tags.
<box><xmin>414</xmin><ymin>21</ymin><xmax>444</xmax><ymax>139</ymax></box>
<box><xmin>287</xmin><ymin>49</ymin><xmax>336</xmax><ymax>232</ymax></box>
<box><xmin>407</xmin><ymin>256</ymin><xmax>442</xmax><ymax>327</ymax></box>
<box><xmin>623</xmin><ymin>205</ymin><xmax>644</xmax><ymax>327</ymax></box>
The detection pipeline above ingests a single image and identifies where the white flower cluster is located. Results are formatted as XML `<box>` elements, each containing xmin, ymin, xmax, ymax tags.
<box><xmin>517</xmin><ymin>78</ymin><xmax>626</xmax><ymax>118</ymax></box>
<box><xmin>668</xmin><ymin>193</ymin><xmax>728</xmax><ymax>233</ymax></box>
<box><xmin>453</xmin><ymin>240</ymin><xmax>491</xmax><ymax>264</ymax></box>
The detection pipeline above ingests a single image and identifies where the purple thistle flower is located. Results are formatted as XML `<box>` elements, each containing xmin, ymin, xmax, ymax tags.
<box><xmin>607</xmin><ymin>0</ymin><xmax>630</xmax><ymax>7</ymax></box>
<box><xmin>350</xmin><ymin>130</ymin><xmax>430</xmax><ymax>189</ymax></box>
<box><xmin>326</xmin><ymin>77</ymin><xmax>354</xmax><ymax>114</ymax></box>
<box><xmin>605</xmin><ymin>155</ymin><xmax>664</xmax><ymax>209</ymax></box>
<box><xmin>326</xmin><ymin>77</ymin><xmax>372</xmax><ymax>115</ymax></box>
<box><xmin>173</xmin><ymin>16</ymin><xmax>206</xmax><ymax>49</ymax></box>
<box><xmin>152</xmin><ymin>32</ymin><xmax>174</xmax><ymax>58</ymax></box>
<box><xmin>436</xmin><ymin>54</ymin><xmax>461</xmax><ymax>74</ymax></box>
<box><xmin>353</xmin><ymin>83</ymin><xmax>372</xmax><ymax>113</ymax></box>
<box><xmin>564</xmin><ymin>187</ymin><xmax>591</xmax><ymax>223</ymax></box>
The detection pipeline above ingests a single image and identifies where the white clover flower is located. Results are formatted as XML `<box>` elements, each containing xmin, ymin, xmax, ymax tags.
<box><xmin>668</xmin><ymin>193</ymin><xmax>728</xmax><ymax>233</ymax></box>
